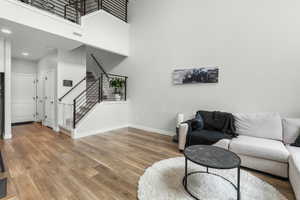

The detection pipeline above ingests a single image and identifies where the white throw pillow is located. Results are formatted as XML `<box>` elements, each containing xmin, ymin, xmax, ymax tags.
<box><xmin>282</xmin><ymin>118</ymin><xmax>300</xmax><ymax>144</ymax></box>
<box><xmin>234</xmin><ymin>113</ymin><xmax>282</xmax><ymax>141</ymax></box>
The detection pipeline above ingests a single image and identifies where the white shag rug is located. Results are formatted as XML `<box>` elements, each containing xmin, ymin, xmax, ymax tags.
<box><xmin>138</xmin><ymin>157</ymin><xmax>287</xmax><ymax>200</ymax></box>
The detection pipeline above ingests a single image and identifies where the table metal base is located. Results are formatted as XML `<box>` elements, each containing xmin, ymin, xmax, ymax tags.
<box><xmin>182</xmin><ymin>158</ymin><xmax>240</xmax><ymax>200</ymax></box>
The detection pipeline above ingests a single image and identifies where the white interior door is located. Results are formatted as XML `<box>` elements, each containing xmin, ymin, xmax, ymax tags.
<box><xmin>11</xmin><ymin>73</ymin><xmax>37</xmax><ymax>123</ymax></box>
<box><xmin>43</xmin><ymin>70</ymin><xmax>55</xmax><ymax>128</ymax></box>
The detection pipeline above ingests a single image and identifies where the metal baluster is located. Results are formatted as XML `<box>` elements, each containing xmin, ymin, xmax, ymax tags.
<box><xmin>124</xmin><ymin>77</ymin><xmax>127</xmax><ymax>101</ymax></box>
<box><xmin>73</xmin><ymin>100</ymin><xmax>76</xmax><ymax>129</ymax></box>
<box><xmin>100</xmin><ymin>73</ymin><xmax>103</xmax><ymax>101</ymax></box>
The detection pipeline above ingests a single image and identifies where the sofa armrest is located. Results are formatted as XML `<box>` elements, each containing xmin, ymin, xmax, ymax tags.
<box><xmin>178</xmin><ymin>123</ymin><xmax>189</xmax><ymax>150</ymax></box>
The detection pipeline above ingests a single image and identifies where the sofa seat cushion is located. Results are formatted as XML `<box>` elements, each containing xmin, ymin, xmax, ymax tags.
<box><xmin>234</xmin><ymin>113</ymin><xmax>282</xmax><ymax>141</ymax></box>
<box><xmin>229</xmin><ymin>135</ymin><xmax>289</xmax><ymax>163</ymax></box>
<box><xmin>213</xmin><ymin>139</ymin><xmax>231</xmax><ymax>150</ymax></box>
<box><xmin>286</xmin><ymin>145</ymin><xmax>300</xmax><ymax>164</ymax></box>
<box><xmin>287</xmin><ymin>145</ymin><xmax>300</xmax><ymax>200</ymax></box>
<box><xmin>187</xmin><ymin>129</ymin><xmax>232</xmax><ymax>146</ymax></box>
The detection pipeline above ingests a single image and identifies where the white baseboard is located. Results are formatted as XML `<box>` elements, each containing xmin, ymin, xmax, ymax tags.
<box><xmin>72</xmin><ymin>124</ymin><xmax>176</xmax><ymax>139</ymax></box>
<box><xmin>53</xmin><ymin>126</ymin><xmax>60</xmax><ymax>132</ymax></box>
<box><xmin>129</xmin><ymin>124</ymin><xmax>176</xmax><ymax>136</ymax></box>
<box><xmin>4</xmin><ymin>133</ymin><xmax>12</xmax><ymax>139</ymax></box>
<box><xmin>73</xmin><ymin>125</ymin><xmax>130</xmax><ymax>139</ymax></box>
<box><xmin>59</xmin><ymin>126</ymin><xmax>73</xmax><ymax>137</ymax></box>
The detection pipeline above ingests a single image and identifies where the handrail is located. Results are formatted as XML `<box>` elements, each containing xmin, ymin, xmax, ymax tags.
<box><xmin>90</xmin><ymin>54</ymin><xmax>109</xmax><ymax>79</ymax></box>
<box><xmin>59</xmin><ymin>77</ymin><xmax>86</xmax><ymax>101</ymax></box>
<box><xmin>58</xmin><ymin>102</ymin><xmax>74</xmax><ymax>106</ymax></box>
<box><xmin>106</xmin><ymin>73</ymin><xmax>128</xmax><ymax>79</ymax></box>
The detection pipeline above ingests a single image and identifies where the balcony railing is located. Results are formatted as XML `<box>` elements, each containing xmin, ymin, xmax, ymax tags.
<box><xmin>17</xmin><ymin>0</ymin><xmax>128</xmax><ymax>24</ymax></box>
<box><xmin>17</xmin><ymin>0</ymin><xmax>78</xmax><ymax>23</ymax></box>
<box><xmin>83</xmin><ymin>0</ymin><xmax>128</xmax><ymax>22</ymax></box>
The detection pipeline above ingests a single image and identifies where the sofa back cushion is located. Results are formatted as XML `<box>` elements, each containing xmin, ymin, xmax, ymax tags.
<box><xmin>234</xmin><ymin>113</ymin><xmax>282</xmax><ymax>141</ymax></box>
<box><xmin>282</xmin><ymin>118</ymin><xmax>300</xmax><ymax>144</ymax></box>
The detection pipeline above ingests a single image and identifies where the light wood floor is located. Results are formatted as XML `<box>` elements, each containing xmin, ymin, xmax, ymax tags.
<box><xmin>0</xmin><ymin>123</ymin><xmax>295</xmax><ymax>200</ymax></box>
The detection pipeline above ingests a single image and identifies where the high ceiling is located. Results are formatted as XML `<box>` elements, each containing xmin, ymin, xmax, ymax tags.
<box><xmin>0</xmin><ymin>18</ymin><xmax>82</xmax><ymax>61</ymax></box>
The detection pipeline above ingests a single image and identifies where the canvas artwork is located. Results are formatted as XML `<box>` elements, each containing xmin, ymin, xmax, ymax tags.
<box><xmin>173</xmin><ymin>67</ymin><xmax>219</xmax><ymax>85</ymax></box>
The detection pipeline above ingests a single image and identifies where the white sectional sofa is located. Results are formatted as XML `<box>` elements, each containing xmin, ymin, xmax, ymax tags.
<box><xmin>178</xmin><ymin>113</ymin><xmax>300</xmax><ymax>199</ymax></box>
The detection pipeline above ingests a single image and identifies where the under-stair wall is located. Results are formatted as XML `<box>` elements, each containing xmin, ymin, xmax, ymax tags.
<box><xmin>57</xmin><ymin>47</ymin><xmax>87</xmax><ymax>104</ymax></box>
<box><xmin>73</xmin><ymin>101</ymin><xmax>129</xmax><ymax>138</ymax></box>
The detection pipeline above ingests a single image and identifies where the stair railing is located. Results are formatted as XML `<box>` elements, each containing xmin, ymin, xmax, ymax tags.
<box><xmin>73</xmin><ymin>77</ymin><xmax>101</xmax><ymax>128</ymax></box>
<box><xmin>100</xmin><ymin>73</ymin><xmax>127</xmax><ymax>101</ymax></box>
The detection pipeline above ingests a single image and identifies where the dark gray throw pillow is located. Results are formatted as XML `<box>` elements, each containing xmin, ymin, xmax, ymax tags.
<box><xmin>191</xmin><ymin>113</ymin><xmax>204</xmax><ymax>130</ymax></box>
<box><xmin>291</xmin><ymin>134</ymin><xmax>300</xmax><ymax>147</ymax></box>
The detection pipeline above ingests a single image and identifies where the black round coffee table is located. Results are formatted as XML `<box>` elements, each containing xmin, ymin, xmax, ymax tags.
<box><xmin>183</xmin><ymin>145</ymin><xmax>241</xmax><ymax>200</ymax></box>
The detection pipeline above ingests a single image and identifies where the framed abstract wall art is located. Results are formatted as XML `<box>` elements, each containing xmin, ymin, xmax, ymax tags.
<box><xmin>173</xmin><ymin>67</ymin><xmax>219</xmax><ymax>85</ymax></box>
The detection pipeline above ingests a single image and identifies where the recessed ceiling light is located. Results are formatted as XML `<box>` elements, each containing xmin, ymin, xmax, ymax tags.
<box><xmin>1</xmin><ymin>28</ymin><xmax>12</xmax><ymax>34</ymax></box>
<box><xmin>22</xmin><ymin>52</ymin><xmax>29</xmax><ymax>56</ymax></box>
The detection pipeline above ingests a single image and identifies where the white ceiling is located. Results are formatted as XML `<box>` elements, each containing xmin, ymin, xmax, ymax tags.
<box><xmin>0</xmin><ymin>18</ymin><xmax>82</xmax><ymax>61</ymax></box>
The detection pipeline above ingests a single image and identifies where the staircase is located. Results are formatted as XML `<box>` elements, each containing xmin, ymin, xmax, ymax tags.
<box><xmin>73</xmin><ymin>71</ymin><xmax>100</xmax><ymax>125</ymax></box>
<box><xmin>58</xmin><ymin>54</ymin><xmax>128</xmax><ymax>130</ymax></box>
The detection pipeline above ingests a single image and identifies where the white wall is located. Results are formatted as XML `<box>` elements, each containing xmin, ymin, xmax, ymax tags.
<box><xmin>75</xmin><ymin>101</ymin><xmax>129</xmax><ymax>138</ymax></box>
<box><xmin>112</xmin><ymin>0</ymin><xmax>300</xmax><ymax>135</ymax></box>
<box><xmin>57</xmin><ymin>46</ymin><xmax>87</xmax><ymax>103</ymax></box>
<box><xmin>81</xmin><ymin>10</ymin><xmax>130</xmax><ymax>56</ymax></box>
<box><xmin>86</xmin><ymin>46</ymin><xmax>126</xmax><ymax>78</ymax></box>
<box><xmin>12</xmin><ymin>58</ymin><xmax>37</xmax><ymax>74</ymax></box>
